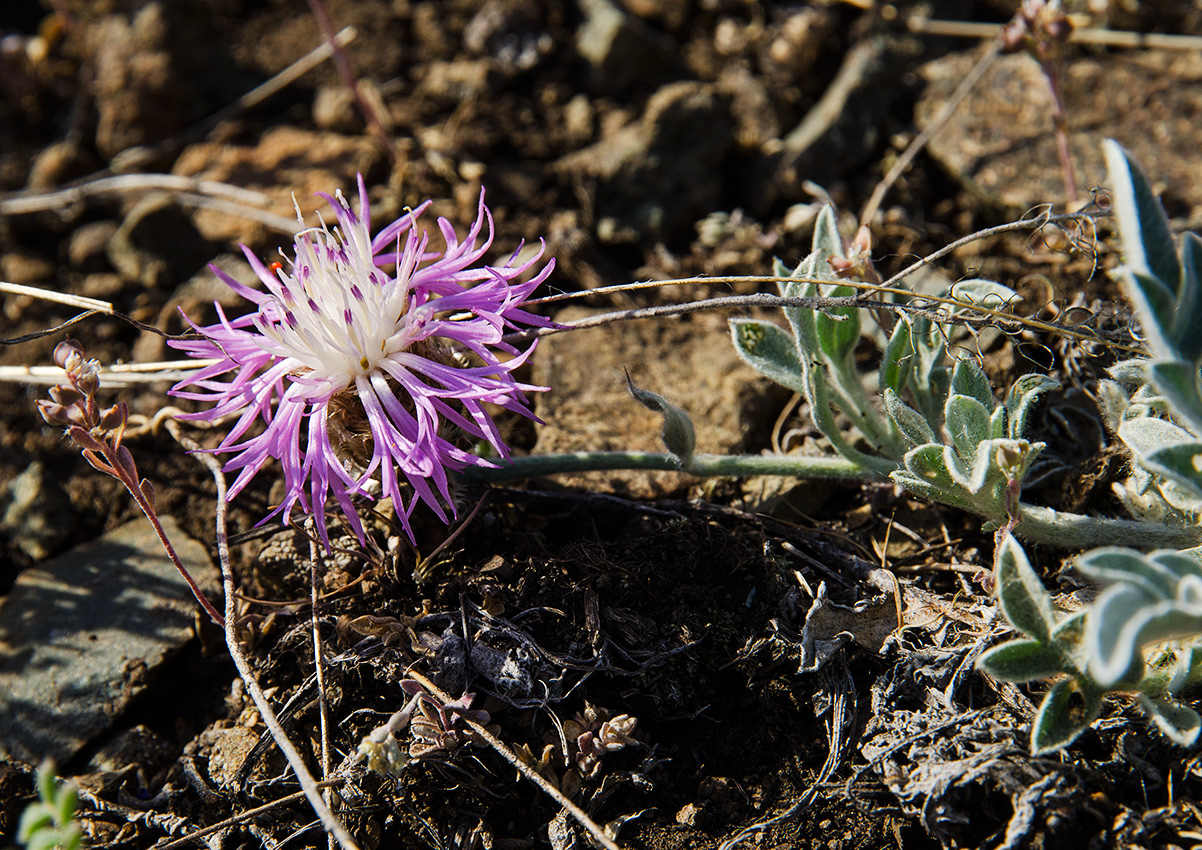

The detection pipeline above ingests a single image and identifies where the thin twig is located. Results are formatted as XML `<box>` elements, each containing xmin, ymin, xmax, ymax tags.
<box><xmin>307</xmin><ymin>528</ymin><xmax>337</xmax><ymax>850</ymax></box>
<box><xmin>860</xmin><ymin>38</ymin><xmax>1002</xmax><ymax>227</ymax></box>
<box><xmin>0</xmin><ymin>174</ymin><xmax>278</xmax><ymax>216</ymax></box>
<box><xmin>404</xmin><ymin>670</ymin><xmax>624</xmax><ymax>850</ymax></box>
<box><xmin>910</xmin><ymin>16</ymin><xmax>1202</xmax><ymax>50</ymax></box>
<box><xmin>168</xmin><ymin>420</ymin><xmax>362</xmax><ymax>850</ymax></box>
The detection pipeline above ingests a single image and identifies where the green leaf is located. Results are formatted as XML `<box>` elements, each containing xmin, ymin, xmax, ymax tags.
<box><xmin>1138</xmin><ymin>694</ymin><xmax>1202</xmax><ymax>746</ymax></box>
<box><xmin>1005</xmin><ymin>373</ymin><xmax>1059</xmax><ymax>439</ymax></box>
<box><xmin>626</xmin><ymin>376</ymin><xmax>696</xmax><ymax>462</ymax></box>
<box><xmin>1173</xmin><ymin>231</ymin><xmax>1202</xmax><ymax>361</ymax></box>
<box><xmin>1031</xmin><ymin>678</ymin><xmax>1102</xmax><ymax>755</ymax></box>
<box><xmin>772</xmin><ymin>257</ymin><xmax>791</xmax><ymax>293</ymax></box>
<box><xmin>1075</xmin><ymin>547</ymin><xmax>1179</xmax><ymax>599</ymax></box>
<box><xmin>54</xmin><ymin>784</ymin><xmax>77</xmax><ymax>828</ymax></box>
<box><xmin>1147</xmin><ymin>359</ymin><xmax>1202</xmax><ymax>436</ymax></box>
<box><xmin>1142</xmin><ymin>441</ymin><xmax>1202</xmax><ymax>499</ymax></box>
<box><xmin>978</xmin><ymin>639</ymin><xmax>1066</xmax><ymax>682</ymax></box>
<box><xmin>1118</xmin><ymin>416</ymin><xmax>1197</xmax><ymax>466</ymax></box>
<box><xmin>814</xmin><ymin>285</ymin><xmax>861</xmax><ymax>366</ymax></box>
<box><xmin>811</xmin><ymin>205</ymin><xmax>844</xmax><ymax>266</ymax></box>
<box><xmin>902</xmin><ymin>444</ymin><xmax>958</xmax><ymax>490</ymax></box>
<box><xmin>17</xmin><ymin>809</ymin><xmax>53</xmax><ymax>842</ymax></box>
<box><xmin>995</xmin><ymin>534</ymin><xmax>1056</xmax><ymax>642</ymax></box>
<box><xmin>729</xmin><ymin>319</ymin><xmax>805</xmax><ymax>393</ymax></box>
<box><xmin>989</xmin><ymin>405</ymin><xmax>1007</xmax><ymax>439</ymax></box>
<box><xmin>880</xmin><ymin>319</ymin><xmax>914</xmax><ymax>396</ymax></box>
<box><xmin>1115</xmin><ymin>267</ymin><xmax>1179</xmax><ymax>358</ymax></box>
<box><xmin>1151</xmin><ymin>550</ymin><xmax>1202</xmax><ymax>582</ymax></box>
<box><xmin>1086</xmin><ymin>584</ymin><xmax>1153</xmax><ymax>687</ymax></box>
<box><xmin>884</xmin><ymin>389</ymin><xmax>935</xmax><ymax>447</ymax></box>
<box><xmin>1104</xmin><ymin>139</ymin><xmax>1181</xmax><ymax>300</ymax></box>
<box><xmin>949</xmin><ymin>359</ymin><xmax>994</xmax><ymax>409</ymax></box>
<box><xmin>945</xmin><ymin>394</ymin><xmax>992</xmax><ymax>460</ymax></box>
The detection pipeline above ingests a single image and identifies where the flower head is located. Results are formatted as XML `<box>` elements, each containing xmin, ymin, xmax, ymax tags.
<box><xmin>170</xmin><ymin>177</ymin><xmax>553</xmax><ymax>545</ymax></box>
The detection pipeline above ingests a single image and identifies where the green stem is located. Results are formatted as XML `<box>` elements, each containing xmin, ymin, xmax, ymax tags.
<box><xmin>458</xmin><ymin>451</ymin><xmax>884</xmax><ymax>483</ymax></box>
<box><xmin>1015</xmin><ymin>503</ymin><xmax>1202</xmax><ymax>550</ymax></box>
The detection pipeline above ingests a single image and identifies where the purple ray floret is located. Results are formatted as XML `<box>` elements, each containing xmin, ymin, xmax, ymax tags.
<box><xmin>170</xmin><ymin>177</ymin><xmax>554</xmax><ymax>545</ymax></box>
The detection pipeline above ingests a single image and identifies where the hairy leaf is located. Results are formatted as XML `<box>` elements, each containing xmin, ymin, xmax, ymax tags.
<box><xmin>1174</xmin><ymin>231</ymin><xmax>1202</xmax><ymax>361</ymax></box>
<box><xmin>880</xmin><ymin>319</ymin><xmax>914</xmax><ymax>396</ymax></box>
<box><xmin>1142</xmin><ymin>441</ymin><xmax>1202</xmax><ymax>500</ymax></box>
<box><xmin>1005</xmin><ymin>373</ymin><xmax>1059</xmax><ymax>439</ymax></box>
<box><xmin>730</xmin><ymin>319</ymin><xmax>805</xmax><ymax>393</ymax></box>
<box><xmin>1086</xmin><ymin>583</ymin><xmax>1152</xmax><ymax>687</ymax></box>
<box><xmin>995</xmin><ymin>533</ymin><xmax>1057</xmax><ymax>643</ymax></box>
<box><xmin>1104</xmin><ymin>139</ymin><xmax>1182</xmax><ymax>303</ymax></box>
<box><xmin>945</xmin><ymin>394</ymin><xmax>992</xmax><ymax>460</ymax></box>
<box><xmin>1147</xmin><ymin>360</ymin><xmax>1202</xmax><ymax>436</ymax></box>
<box><xmin>949</xmin><ymin>359</ymin><xmax>994</xmax><ymax>410</ymax></box>
<box><xmin>1076</xmin><ymin>547</ymin><xmax>1179</xmax><ymax>600</ymax></box>
<box><xmin>884</xmin><ymin>389</ymin><xmax>935</xmax><ymax>447</ymax></box>
<box><xmin>978</xmin><ymin>639</ymin><xmax>1065</xmax><ymax>682</ymax></box>
<box><xmin>1031</xmin><ymin>678</ymin><xmax>1102</xmax><ymax>755</ymax></box>
<box><xmin>1138</xmin><ymin>694</ymin><xmax>1202</xmax><ymax>746</ymax></box>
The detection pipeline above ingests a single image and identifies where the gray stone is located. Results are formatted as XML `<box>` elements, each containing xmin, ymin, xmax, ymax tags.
<box><xmin>576</xmin><ymin>0</ymin><xmax>675</xmax><ymax>92</ymax></box>
<box><xmin>0</xmin><ymin>516</ymin><xmax>219</xmax><ymax>766</ymax></box>
<box><xmin>0</xmin><ymin>461</ymin><xmax>74</xmax><ymax>562</ymax></box>
<box><xmin>556</xmin><ymin>81</ymin><xmax>733</xmax><ymax>243</ymax></box>
<box><xmin>917</xmin><ymin>48</ymin><xmax>1202</xmax><ymax>214</ymax></box>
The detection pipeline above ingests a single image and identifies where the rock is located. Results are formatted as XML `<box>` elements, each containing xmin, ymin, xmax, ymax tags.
<box><xmin>576</xmin><ymin>0</ymin><xmax>676</xmax><ymax>93</ymax></box>
<box><xmin>415</xmin><ymin>59</ymin><xmax>494</xmax><ymax>102</ymax></box>
<box><xmin>67</xmin><ymin>220</ymin><xmax>119</xmax><ymax>272</ymax></box>
<box><xmin>0</xmin><ymin>516</ymin><xmax>219</xmax><ymax>766</ymax></box>
<box><xmin>0</xmin><ymin>250</ymin><xmax>54</xmax><ymax>285</ymax></box>
<box><xmin>530</xmin><ymin>309</ymin><xmax>784</xmax><ymax>499</ymax></box>
<box><xmin>717</xmin><ymin>63</ymin><xmax>779</xmax><ymax>152</ymax></box>
<box><xmin>917</xmin><ymin>48</ymin><xmax>1202</xmax><ymax>213</ymax></box>
<box><xmin>87</xmin><ymin>3</ymin><xmax>191</xmax><ymax>159</ymax></box>
<box><xmin>0</xmin><ymin>461</ymin><xmax>73</xmax><ymax>562</ymax></box>
<box><xmin>556</xmin><ymin>81</ymin><xmax>733</xmax><ymax>243</ymax></box>
<box><xmin>172</xmin><ymin>126</ymin><xmax>384</xmax><ymax>244</ymax></box>
<box><xmin>757</xmin><ymin>35</ymin><xmax>908</xmax><ymax>212</ymax></box>
<box><xmin>463</xmin><ymin>0</ymin><xmax>554</xmax><ymax>73</ymax></box>
<box><xmin>313</xmin><ymin>85</ymin><xmax>363</xmax><ymax>134</ymax></box>
<box><xmin>107</xmin><ymin>192</ymin><xmax>210</xmax><ymax>288</ymax></box>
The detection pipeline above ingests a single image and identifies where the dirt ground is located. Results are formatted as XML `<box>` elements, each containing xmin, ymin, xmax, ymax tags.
<box><xmin>2</xmin><ymin>1</ymin><xmax>1202</xmax><ymax>848</ymax></box>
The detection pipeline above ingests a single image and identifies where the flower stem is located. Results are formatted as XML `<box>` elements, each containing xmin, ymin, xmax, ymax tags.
<box><xmin>460</xmin><ymin>451</ymin><xmax>884</xmax><ymax>482</ymax></box>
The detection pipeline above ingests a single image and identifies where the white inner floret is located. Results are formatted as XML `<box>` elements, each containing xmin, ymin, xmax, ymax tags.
<box><xmin>255</xmin><ymin>198</ymin><xmax>419</xmax><ymax>388</ymax></box>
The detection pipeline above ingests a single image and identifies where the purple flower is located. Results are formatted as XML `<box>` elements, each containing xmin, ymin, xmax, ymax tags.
<box><xmin>170</xmin><ymin>177</ymin><xmax>553</xmax><ymax>545</ymax></box>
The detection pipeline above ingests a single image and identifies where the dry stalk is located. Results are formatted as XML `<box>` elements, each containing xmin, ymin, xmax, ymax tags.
<box><xmin>167</xmin><ymin>420</ymin><xmax>362</xmax><ymax>850</ymax></box>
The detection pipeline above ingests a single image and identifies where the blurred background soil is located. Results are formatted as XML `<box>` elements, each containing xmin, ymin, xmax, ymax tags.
<box><xmin>2</xmin><ymin>1</ymin><xmax>1202</xmax><ymax>848</ymax></box>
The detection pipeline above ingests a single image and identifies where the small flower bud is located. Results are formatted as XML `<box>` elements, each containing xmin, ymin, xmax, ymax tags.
<box><xmin>53</xmin><ymin>339</ymin><xmax>84</xmax><ymax>370</ymax></box>
<box><xmin>48</xmin><ymin>384</ymin><xmax>84</xmax><ymax>409</ymax></box>
<box><xmin>98</xmin><ymin>402</ymin><xmax>127</xmax><ymax>432</ymax></box>
<box><xmin>74</xmin><ymin>361</ymin><xmax>100</xmax><ymax>396</ymax></box>
<box><xmin>37</xmin><ymin>400</ymin><xmax>69</xmax><ymax>426</ymax></box>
